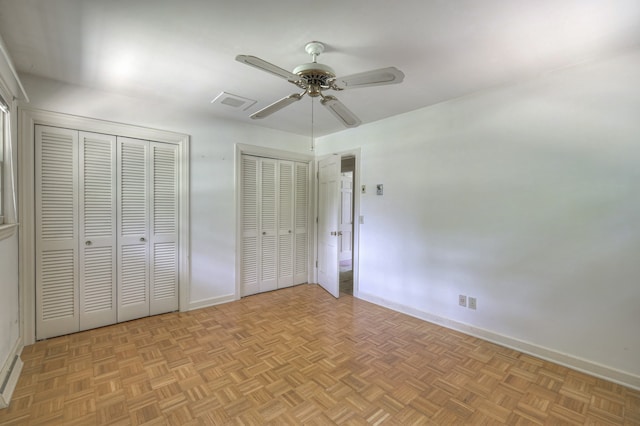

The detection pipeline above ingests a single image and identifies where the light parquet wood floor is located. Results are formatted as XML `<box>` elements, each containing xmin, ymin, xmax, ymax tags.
<box><xmin>1</xmin><ymin>284</ymin><xmax>638</xmax><ymax>425</ymax></box>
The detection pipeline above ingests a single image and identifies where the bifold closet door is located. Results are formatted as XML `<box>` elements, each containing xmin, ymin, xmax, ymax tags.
<box><xmin>117</xmin><ymin>137</ymin><xmax>150</xmax><ymax>322</ymax></box>
<box><xmin>35</xmin><ymin>126</ymin><xmax>80</xmax><ymax>339</ymax></box>
<box><xmin>117</xmin><ymin>137</ymin><xmax>179</xmax><ymax>322</ymax></box>
<box><xmin>294</xmin><ymin>162</ymin><xmax>309</xmax><ymax>284</ymax></box>
<box><xmin>79</xmin><ymin>131</ymin><xmax>117</xmax><ymax>330</ymax></box>
<box><xmin>36</xmin><ymin>126</ymin><xmax>117</xmax><ymax>339</ymax></box>
<box><xmin>149</xmin><ymin>142</ymin><xmax>179</xmax><ymax>315</ymax></box>
<box><xmin>240</xmin><ymin>156</ymin><xmax>259</xmax><ymax>296</ymax></box>
<box><xmin>259</xmin><ymin>158</ymin><xmax>278</xmax><ymax>292</ymax></box>
<box><xmin>277</xmin><ymin>161</ymin><xmax>294</xmax><ymax>288</ymax></box>
<box><xmin>240</xmin><ymin>156</ymin><xmax>309</xmax><ymax>296</ymax></box>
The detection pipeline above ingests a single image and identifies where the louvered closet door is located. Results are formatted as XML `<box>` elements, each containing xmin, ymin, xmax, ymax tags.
<box><xmin>79</xmin><ymin>131</ymin><xmax>117</xmax><ymax>330</ymax></box>
<box><xmin>149</xmin><ymin>142</ymin><xmax>179</xmax><ymax>315</ymax></box>
<box><xmin>35</xmin><ymin>126</ymin><xmax>80</xmax><ymax>339</ymax></box>
<box><xmin>260</xmin><ymin>158</ymin><xmax>278</xmax><ymax>292</ymax></box>
<box><xmin>277</xmin><ymin>161</ymin><xmax>294</xmax><ymax>288</ymax></box>
<box><xmin>294</xmin><ymin>162</ymin><xmax>309</xmax><ymax>284</ymax></box>
<box><xmin>240</xmin><ymin>156</ymin><xmax>259</xmax><ymax>296</ymax></box>
<box><xmin>117</xmin><ymin>137</ymin><xmax>150</xmax><ymax>322</ymax></box>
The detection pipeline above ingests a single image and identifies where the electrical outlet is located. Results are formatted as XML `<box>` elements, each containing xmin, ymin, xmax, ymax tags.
<box><xmin>458</xmin><ymin>295</ymin><xmax>467</xmax><ymax>307</ymax></box>
<box><xmin>361</xmin><ymin>185</ymin><xmax>366</xmax><ymax>194</ymax></box>
<box><xmin>468</xmin><ymin>297</ymin><xmax>477</xmax><ymax>310</ymax></box>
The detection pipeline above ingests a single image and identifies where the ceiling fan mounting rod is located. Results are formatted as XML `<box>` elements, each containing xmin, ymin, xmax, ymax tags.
<box><xmin>305</xmin><ymin>41</ymin><xmax>325</xmax><ymax>63</ymax></box>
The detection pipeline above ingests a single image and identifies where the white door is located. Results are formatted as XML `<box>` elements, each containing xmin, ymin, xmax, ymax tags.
<box><xmin>277</xmin><ymin>161</ymin><xmax>294</xmax><ymax>288</ymax></box>
<box><xmin>117</xmin><ymin>137</ymin><xmax>150</xmax><ymax>322</ymax></box>
<box><xmin>339</xmin><ymin>172</ymin><xmax>353</xmax><ymax>262</ymax></box>
<box><xmin>240</xmin><ymin>156</ymin><xmax>310</xmax><ymax>296</ymax></box>
<box><xmin>260</xmin><ymin>158</ymin><xmax>278</xmax><ymax>292</ymax></box>
<box><xmin>294</xmin><ymin>162</ymin><xmax>309</xmax><ymax>284</ymax></box>
<box><xmin>79</xmin><ymin>131</ymin><xmax>117</xmax><ymax>331</ymax></box>
<box><xmin>317</xmin><ymin>155</ymin><xmax>340</xmax><ymax>298</ymax></box>
<box><xmin>35</xmin><ymin>126</ymin><xmax>80</xmax><ymax>339</ymax></box>
<box><xmin>240</xmin><ymin>156</ymin><xmax>260</xmax><ymax>296</ymax></box>
<box><xmin>149</xmin><ymin>142</ymin><xmax>179</xmax><ymax>314</ymax></box>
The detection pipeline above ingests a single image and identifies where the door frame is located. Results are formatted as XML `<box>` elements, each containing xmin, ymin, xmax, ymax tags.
<box><xmin>315</xmin><ymin>148</ymin><xmax>361</xmax><ymax>297</ymax></box>
<box><xmin>234</xmin><ymin>143</ymin><xmax>314</xmax><ymax>300</ymax></box>
<box><xmin>19</xmin><ymin>108</ymin><xmax>190</xmax><ymax>345</ymax></box>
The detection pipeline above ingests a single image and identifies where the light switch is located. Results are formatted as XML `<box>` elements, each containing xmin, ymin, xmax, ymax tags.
<box><xmin>359</xmin><ymin>215</ymin><xmax>364</xmax><ymax>224</ymax></box>
<box><xmin>361</xmin><ymin>185</ymin><xmax>366</xmax><ymax>194</ymax></box>
<box><xmin>376</xmin><ymin>184</ymin><xmax>383</xmax><ymax>195</ymax></box>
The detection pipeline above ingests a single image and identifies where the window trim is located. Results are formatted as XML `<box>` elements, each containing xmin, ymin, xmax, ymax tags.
<box><xmin>0</xmin><ymin>81</ymin><xmax>17</xmax><ymax>241</ymax></box>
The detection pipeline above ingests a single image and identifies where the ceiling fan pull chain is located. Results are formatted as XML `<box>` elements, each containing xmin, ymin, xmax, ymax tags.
<box><xmin>310</xmin><ymin>97</ymin><xmax>315</xmax><ymax>152</ymax></box>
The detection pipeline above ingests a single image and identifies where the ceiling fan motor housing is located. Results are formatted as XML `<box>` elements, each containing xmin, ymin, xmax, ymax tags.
<box><xmin>290</xmin><ymin>42</ymin><xmax>336</xmax><ymax>96</ymax></box>
<box><xmin>293</xmin><ymin>63</ymin><xmax>336</xmax><ymax>96</ymax></box>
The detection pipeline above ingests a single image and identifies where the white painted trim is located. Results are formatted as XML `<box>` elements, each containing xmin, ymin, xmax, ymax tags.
<box><xmin>234</xmin><ymin>143</ymin><xmax>314</xmax><ymax>299</ymax></box>
<box><xmin>235</xmin><ymin>143</ymin><xmax>314</xmax><ymax>163</ymax></box>
<box><xmin>357</xmin><ymin>291</ymin><xmax>640</xmax><ymax>391</ymax></box>
<box><xmin>188</xmin><ymin>294</ymin><xmax>236</xmax><ymax>311</ymax></box>
<box><xmin>0</xmin><ymin>338</ymin><xmax>23</xmax><ymax>408</ymax></box>
<box><xmin>0</xmin><ymin>223</ymin><xmax>17</xmax><ymax>241</ymax></box>
<box><xmin>0</xmin><ymin>35</ymin><xmax>28</xmax><ymax>101</ymax></box>
<box><xmin>18</xmin><ymin>108</ymin><xmax>190</xmax><ymax>345</ymax></box>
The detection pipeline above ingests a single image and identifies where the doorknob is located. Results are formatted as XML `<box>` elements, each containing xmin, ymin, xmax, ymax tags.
<box><xmin>85</xmin><ymin>240</ymin><xmax>92</xmax><ymax>246</ymax></box>
<box><xmin>140</xmin><ymin>237</ymin><xmax>146</xmax><ymax>242</ymax></box>
<box><xmin>337</xmin><ymin>231</ymin><xmax>342</xmax><ymax>236</ymax></box>
<box><xmin>330</xmin><ymin>231</ymin><xmax>337</xmax><ymax>236</ymax></box>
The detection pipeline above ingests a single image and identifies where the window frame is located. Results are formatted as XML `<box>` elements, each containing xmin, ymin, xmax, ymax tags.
<box><xmin>0</xmin><ymin>91</ymin><xmax>18</xmax><ymax>241</ymax></box>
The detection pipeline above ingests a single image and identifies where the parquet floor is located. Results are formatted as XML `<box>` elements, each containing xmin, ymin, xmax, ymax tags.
<box><xmin>1</xmin><ymin>285</ymin><xmax>638</xmax><ymax>425</ymax></box>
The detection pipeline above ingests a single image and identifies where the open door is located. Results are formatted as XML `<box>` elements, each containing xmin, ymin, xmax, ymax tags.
<box><xmin>317</xmin><ymin>155</ymin><xmax>340</xmax><ymax>298</ymax></box>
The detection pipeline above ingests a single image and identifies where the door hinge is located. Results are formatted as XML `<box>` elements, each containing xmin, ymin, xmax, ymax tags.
<box><xmin>315</xmin><ymin>260</ymin><xmax>318</xmax><ymax>267</ymax></box>
<box><xmin>316</xmin><ymin>217</ymin><xmax>318</xmax><ymax>223</ymax></box>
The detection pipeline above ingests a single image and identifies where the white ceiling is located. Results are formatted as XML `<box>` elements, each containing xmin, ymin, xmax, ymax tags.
<box><xmin>0</xmin><ymin>0</ymin><xmax>639</xmax><ymax>137</ymax></box>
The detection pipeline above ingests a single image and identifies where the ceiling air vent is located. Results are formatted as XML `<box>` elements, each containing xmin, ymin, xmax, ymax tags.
<box><xmin>211</xmin><ymin>92</ymin><xmax>256</xmax><ymax>111</ymax></box>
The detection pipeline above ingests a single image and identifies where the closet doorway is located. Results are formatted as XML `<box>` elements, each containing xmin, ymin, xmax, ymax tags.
<box><xmin>19</xmin><ymin>109</ymin><xmax>190</xmax><ymax>345</ymax></box>
<box><xmin>235</xmin><ymin>144</ymin><xmax>314</xmax><ymax>299</ymax></box>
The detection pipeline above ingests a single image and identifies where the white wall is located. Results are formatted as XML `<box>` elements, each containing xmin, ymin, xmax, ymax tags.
<box><xmin>17</xmin><ymin>47</ymin><xmax>640</xmax><ymax>388</ymax></box>
<box><xmin>20</xmin><ymin>74</ymin><xmax>311</xmax><ymax>308</ymax></box>
<box><xmin>0</xmin><ymin>232</ymin><xmax>19</xmax><ymax>367</ymax></box>
<box><xmin>316</xmin><ymin>49</ymin><xmax>640</xmax><ymax>387</ymax></box>
<box><xmin>0</xmin><ymin>34</ymin><xmax>23</xmax><ymax>404</ymax></box>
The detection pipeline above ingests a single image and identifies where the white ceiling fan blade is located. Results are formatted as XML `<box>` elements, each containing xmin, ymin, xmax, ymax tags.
<box><xmin>236</xmin><ymin>55</ymin><xmax>301</xmax><ymax>82</ymax></box>
<box><xmin>334</xmin><ymin>67</ymin><xmax>405</xmax><ymax>89</ymax></box>
<box><xmin>320</xmin><ymin>96</ymin><xmax>362</xmax><ymax>128</ymax></box>
<box><xmin>251</xmin><ymin>93</ymin><xmax>303</xmax><ymax>119</ymax></box>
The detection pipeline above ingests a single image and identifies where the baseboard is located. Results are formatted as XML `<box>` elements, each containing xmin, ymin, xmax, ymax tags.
<box><xmin>188</xmin><ymin>294</ymin><xmax>236</xmax><ymax>311</ymax></box>
<box><xmin>357</xmin><ymin>291</ymin><xmax>640</xmax><ymax>391</ymax></box>
<box><xmin>0</xmin><ymin>339</ymin><xmax>23</xmax><ymax>409</ymax></box>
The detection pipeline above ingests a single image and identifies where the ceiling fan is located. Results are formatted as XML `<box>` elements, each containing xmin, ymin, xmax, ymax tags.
<box><xmin>236</xmin><ymin>41</ymin><xmax>405</xmax><ymax>128</ymax></box>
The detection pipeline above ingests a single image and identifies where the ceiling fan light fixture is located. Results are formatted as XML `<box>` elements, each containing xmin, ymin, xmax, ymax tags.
<box><xmin>293</xmin><ymin>62</ymin><xmax>335</xmax><ymax>77</ymax></box>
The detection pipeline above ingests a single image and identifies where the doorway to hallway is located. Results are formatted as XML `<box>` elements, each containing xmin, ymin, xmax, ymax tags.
<box><xmin>339</xmin><ymin>156</ymin><xmax>355</xmax><ymax>295</ymax></box>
